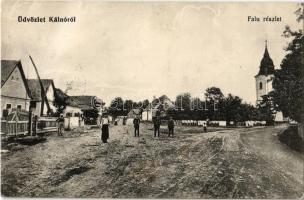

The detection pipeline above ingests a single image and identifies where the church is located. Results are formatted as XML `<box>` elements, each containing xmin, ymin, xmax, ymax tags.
<box><xmin>254</xmin><ymin>41</ymin><xmax>284</xmax><ymax>122</ymax></box>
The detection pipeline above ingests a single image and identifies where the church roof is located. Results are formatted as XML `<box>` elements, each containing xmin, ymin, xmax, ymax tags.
<box><xmin>257</xmin><ymin>43</ymin><xmax>275</xmax><ymax>76</ymax></box>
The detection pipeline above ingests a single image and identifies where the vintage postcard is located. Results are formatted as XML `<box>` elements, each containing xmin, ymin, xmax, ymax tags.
<box><xmin>1</xmin><ymin>1</ymin><xmax>304</xmax><ymax>199</ymax></box>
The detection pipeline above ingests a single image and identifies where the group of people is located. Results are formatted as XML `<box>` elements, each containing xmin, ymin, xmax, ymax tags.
<box><xmin>99</xmin><ymin>115</ymin><xmax>176</xmax><ymax>143</ymax></box>
<box><xmin>133</xmin><ymin>115</ymin><xmax>175</xmax><ymax>138</ymax></box>
<box><xmin>56</xmin><ymin>113</ymin><xmax>207</xmax><ymax>144</ymax></box>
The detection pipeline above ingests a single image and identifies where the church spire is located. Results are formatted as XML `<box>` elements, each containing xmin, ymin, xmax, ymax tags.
<box><xmin>257</xmin><ymin>40</ymin><xmax>275</xmax><ymax>76</ymax></box>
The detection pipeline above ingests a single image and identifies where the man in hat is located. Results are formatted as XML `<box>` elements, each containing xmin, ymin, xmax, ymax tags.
<box><xmin>168</xmin><ymin>116</ymin><xmax>175</xmax><ymax>137</ymax></box>
<box><xmin>153</xmin><ymin>115</ymin><xmax>161</xmax><ymax>137</ymax></box>
<box><xmin>57</xmin><ymin>114</ymin><xmax>64</xmax><ymax>136</ymax></box>
<box><xmin>133</xmin><ymin>116</ymin><xmax>140</xmax><ymax>137</ymax></box>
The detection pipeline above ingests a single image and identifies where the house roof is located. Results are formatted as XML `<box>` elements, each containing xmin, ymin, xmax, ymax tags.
<box><xmin>1</xmin><ymin>60</ymin><xmax>32</xmax><ymax>98</ymax></box>
<box><xmin>257</xmin><ymin>45</ymin><xmax>275</xmax><ymax>76</ymax></box>
<box><xmin>66</xmin><ymin>95</ymin><xmax>96</xmax><ymax>110</ymax></box>
<box><xmin>26</xmin><ymin>79</ymin><xmax>54</xmax><ymax>101</ymax></box>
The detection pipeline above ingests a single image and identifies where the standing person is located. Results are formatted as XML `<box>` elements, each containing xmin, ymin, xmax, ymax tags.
<box><xmin>203</xmin><ymin>122</ymin><xmax>207</xmax><ymax>132</ymax></box>
<box><xmin>168</xmin><ymin>117</ymin><xmax>175</xmax><ymax>137</ymax></box>
<box><xmin>32</xmin><ymin>115</ymin><xmax>38</xmax><ymax>136</ymax></box>
<box><xmin>133</xmin><ymin>116</ymin><xmax>140</xmax><ymax>137</ymax></box>
<box><xmin>123</xmin><ymin>116</ymin><xmax>126</xmax><ymax>125</ymax></box>
<box><xmin>153</xmin><ymin>116</ymin><xmax>161</xmax><ymax>137</ymax></box>
<box><xmin>57</xmin><ymin>114</ymin><xmax>64</xmax><ymax>136</ymax></box>
<box><xmin>101</xmin><ymin>115</ymin><xmax>110</xmax><ymax>143</ymax></box>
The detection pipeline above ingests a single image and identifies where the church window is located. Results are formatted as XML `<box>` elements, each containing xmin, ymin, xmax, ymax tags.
<box><xmin>259</xmin><ymin>82</ymin><xmax>263</xmax><ymax>89</ymax></box>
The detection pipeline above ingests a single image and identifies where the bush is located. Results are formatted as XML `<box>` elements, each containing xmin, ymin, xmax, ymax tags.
<box><xmin>278</xmin><ymin>126</ymin><xmax>304</xmax><ymax>152</ymax></box>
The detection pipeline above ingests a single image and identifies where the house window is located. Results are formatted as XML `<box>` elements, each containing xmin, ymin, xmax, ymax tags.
<box><xmin>6</xmin><ymin>104</ymin><xmax>12</xmax><ymax>109</ymax></box>
<box><xmin>74</xmin><ymin>113</ymin><xmax>80</xmax><ymax>117</ymax></box>
<box><xmin>17</xmin><ymin>105</ymin><xmax>22</xmax><ymax>110</ymax></box>
<box><xmin>259</xmin><ymin>82</ymin><xmax>263</xmax><ymax>90</ymax></box>
<box><xmin>66</xmin><ymin>113</ymin><xmax>72</xmax><ymax>117</ymax></box>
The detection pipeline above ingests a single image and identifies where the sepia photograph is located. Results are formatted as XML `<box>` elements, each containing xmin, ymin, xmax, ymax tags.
<box><xmin>1</xmin><ymin>1</ymin><xmax>304</xmax><ymax>199</ymax></box>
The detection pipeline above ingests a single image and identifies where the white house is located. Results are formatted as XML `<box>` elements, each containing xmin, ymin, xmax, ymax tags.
<box><xmin>64</xmin><ymin>105</ymin><xmax>84</xmax><ymax>128</ymax></box>
<box><xmin>1</xmin><ymin>60</ymin><xmax>32</xmax><ymax>117</ymax></box>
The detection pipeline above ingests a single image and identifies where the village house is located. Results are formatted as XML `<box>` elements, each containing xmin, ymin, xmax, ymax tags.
<box><xmin>1</xmin><ymin>60</ymin><xmax>32</xmax><ymax>117</ymax></box>
<box><xmin>64</xmin><ymin>100</ymin><xmax>84</xmax><ymax>129</ymax></box>
<box><xmin>26</xmin><ymin>79</ymin><xmax>57</xmax><ymax>117</ymax></box>
<box><xmin>65</xmin><ymin>95</ymin><xmax>102</xmax><ymax>126</ymax></box>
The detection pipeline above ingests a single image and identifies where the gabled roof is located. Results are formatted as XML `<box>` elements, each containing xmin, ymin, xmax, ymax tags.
<box><xmin>1</xmin><ymin>60</ymin><xmax>32</xmax><ymax>98</ymax></box>
<box><xmin>27</xmin><ymin>79</ymin><xmax>55</xmax><ymax>101</ymax></box>
<box><xmin>257</xmin><ymin>45</ymin><xmax>275</xmax><ymax>76</ymax></box>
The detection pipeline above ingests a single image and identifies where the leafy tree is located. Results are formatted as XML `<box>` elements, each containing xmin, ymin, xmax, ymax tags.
<box><xmin>272</xmin><ymin>4</ymin><xmax>304</xmax><ymax>122</ymax></box>
<box><xmin>257</xmin><ymin>94</ymin><xmax>276</xmax><ymax>125</ymax></box>
<box><xmin>53</xmin><ymin>88</ymin><xmax>68</xmax><ymax>116</ymax></box>
<box><xmin>141</xmin><ymin>99</ymin><xmax>150</xmax><ymax>109</ymax></box>
<box><xmin>124</xmin><ymin>99</ymin><xmax>134</xmax><ymax>112</ymax></box>
<box><xmin>108</xmin><ymin>97</ymin><xmax>126</xmax><ymax>117</ymax></box>
<box><xmin>205</xmin><ymin>87</ymin><xmax>224</xmax><ymax>102</ymax></box>
<box><xmin>224</xmin><ymin>94</ymin><xmax>242</xmax><ymax>126</ymax></box>
<box><xmin>83</xmin><ymin>109</ymin><xmax>99</xmax><ymax>124</ymax></box>
<box><xmin>175</xmin><ymin>93</ymin><xmax>191</xmax><ymax>111</ymax></box>
<box><xmin>204</xmin><ymin>87</ymin><xmax>225</xmax><ymax>120</ymax></box>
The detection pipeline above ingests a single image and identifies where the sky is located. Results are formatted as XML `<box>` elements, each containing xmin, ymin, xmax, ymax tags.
<box><xmin>1</xmin><ymin>1</ymin><xmax>301</xmax><ymax>105</ymax></box>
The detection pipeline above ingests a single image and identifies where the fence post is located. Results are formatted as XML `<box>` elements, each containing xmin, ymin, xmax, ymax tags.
<box><xmin>15</xmin><ymin>115</ymin><xmax>18</xmax><ymax>137</ymax></box>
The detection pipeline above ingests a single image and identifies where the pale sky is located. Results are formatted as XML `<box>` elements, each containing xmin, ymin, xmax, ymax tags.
<box><xmin>1</xmin><ymin>1</ymin><xmax>301</xmax><ymax>105</ymax></box>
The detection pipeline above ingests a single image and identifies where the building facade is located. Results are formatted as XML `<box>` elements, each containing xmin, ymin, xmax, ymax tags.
<box><xmin>1</xmin><ymin>60</ymin><xmax>32</xmax><ymax>117</ymax></box>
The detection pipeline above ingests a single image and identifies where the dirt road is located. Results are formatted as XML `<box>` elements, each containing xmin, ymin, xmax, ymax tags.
<box><xmin>1</xmin><ymin>124</ymin><xmax>303</xmax><ymax>198</ymax></box>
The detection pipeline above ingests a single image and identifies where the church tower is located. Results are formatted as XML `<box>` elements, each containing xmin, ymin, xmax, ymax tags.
<box><xmin>255</xmin><ymin>41</ymin><xmax>275</xmax><ymax>105</ymax></box>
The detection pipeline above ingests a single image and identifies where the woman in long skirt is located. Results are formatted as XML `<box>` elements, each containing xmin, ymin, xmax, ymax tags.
<box><xmin>101</xmin><ymin>115</ymin><xmax>110</xmax><ymax>143</ymax></box>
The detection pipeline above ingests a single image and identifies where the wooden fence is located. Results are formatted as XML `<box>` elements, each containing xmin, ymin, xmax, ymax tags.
<box><xmin>1</xmin><ymin>117</ymin><xmax>57</xmax><ymax>136</ymax></box>
<box><xmin>1</xmin><ymin>120</ymin><xmax>28</xmax><ymax>136</ymax></box>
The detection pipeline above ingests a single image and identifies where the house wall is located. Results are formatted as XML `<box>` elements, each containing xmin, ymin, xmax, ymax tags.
<box><xmin>142</xmin><ymin>110</ymin><xmax>153</xmax><ymax>121</ymax></box>
<box><xmin>64</xmin><ymin>106</ymin><xmax>84</xmax><ymax>128</ymax></box>
<box><xmin>1</xmin><ymin>67</ymin><xmax>30</xmax><ymax>115</ymax></box>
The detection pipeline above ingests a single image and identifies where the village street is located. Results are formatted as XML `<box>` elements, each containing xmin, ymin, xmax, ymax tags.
<box><xmin>1</xmin><ymin>124</ymin><xmax>303</xmax><ymax>198</ymax></box>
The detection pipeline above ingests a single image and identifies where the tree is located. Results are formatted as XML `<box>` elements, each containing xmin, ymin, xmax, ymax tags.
<box><xmin>108</xmin><ymin>97</ymin><xmax>125</xmax><ymax>117</ymax></box>
<box><xmin>272</xmin><ymin>4</ymin><xmax>304</xmax><ymax>122</ymax></box>
<box><xmin>175</xmin><ymin>93</ymin><xmax>191</xmax><ymax>111</ymax></box>
<box><xmin>257</xmin><ymin>94</ymin><xmax>276</xmax><ymax>125</ymax></box>
<box><xmin>205</xmin><ymin>87</ymin><xmax>224</xmax><ymax>102</ymax></box>
<box><xmin>204</xmin><ymin>87</ymin><xmax>225</xmax><ymax>120</ymax></box>
<box><xmin>224</xmin><ymin>94</ymin><xmax>242</xmax><ymax>126</ymax></box>
<box><xmin>83</xmin><ymin>109</ymin><xmax>99</xmax><ymax>124</ymax></box>
<box><xmin>53</xmin><ymin>88</ymin><xmax>68</xmax><ymax>116</ymax></box>
<box><xmin>141</xmin><ymin>99</ymin><xmax>150</xmax><ymax>109</ymax></box>
<box><xmin>124</xmin><ymin>99</ymin><xmax>134</xmax><ymax>112</ymax></box>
